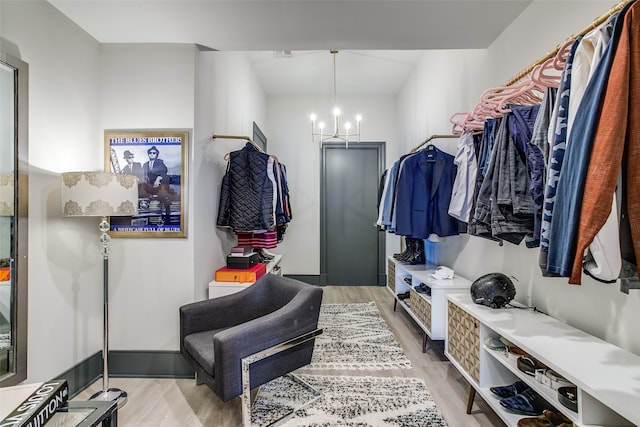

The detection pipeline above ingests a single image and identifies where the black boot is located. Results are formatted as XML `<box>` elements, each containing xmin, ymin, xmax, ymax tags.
<box><xmin>409</xmin><ymin>239</ymin><xmax>425</xmax><ymax>265</ymax></box>
<box><xmin>399</xmin><ymin>238</ymin><xmax>415</xmax><ymax>262</ymax></box>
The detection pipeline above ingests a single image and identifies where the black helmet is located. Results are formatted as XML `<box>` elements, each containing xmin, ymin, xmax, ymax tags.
<box><xmin>470</xmin><ymin>273</ymin><xmax>516</xmax><ymax>309</ymax></box>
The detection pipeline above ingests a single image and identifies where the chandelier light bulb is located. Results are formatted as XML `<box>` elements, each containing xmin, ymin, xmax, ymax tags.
<box><xmin>309</xmin><ymin>51</ymin><xmax>362</xmax><ymax>147</ymax></box>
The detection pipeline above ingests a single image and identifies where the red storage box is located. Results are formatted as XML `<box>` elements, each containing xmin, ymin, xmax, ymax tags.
<box><xmin>215</xmin><ymin>263</ymin><xmax>266</xmax><ymax>283</ymax></box>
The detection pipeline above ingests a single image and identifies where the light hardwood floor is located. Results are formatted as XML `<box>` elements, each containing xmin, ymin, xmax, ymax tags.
<box><xmin>74</xmin><ymin>285</ymin><xmax>505</xmax><ymax>426</ymax></box>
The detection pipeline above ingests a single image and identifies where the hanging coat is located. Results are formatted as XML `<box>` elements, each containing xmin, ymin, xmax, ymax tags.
<box><xmin>394</xmin><ymin>147</ymin><xmax>466</xmax><ymax>239</ymax></box>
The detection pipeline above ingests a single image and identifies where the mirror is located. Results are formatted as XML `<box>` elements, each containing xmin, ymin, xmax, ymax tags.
<box><xmin>0</xmin><ymin>49</ymin><xmax>28</xmax><ymax>387</ymax></box>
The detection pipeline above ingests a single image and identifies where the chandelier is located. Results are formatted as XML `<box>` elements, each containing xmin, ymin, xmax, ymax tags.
<box><xmin>310</xmin><ymin>50</ymin><xmax>362</xmax><ymax>147</ymax></box>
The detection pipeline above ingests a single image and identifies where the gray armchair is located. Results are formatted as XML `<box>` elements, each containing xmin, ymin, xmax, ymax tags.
<box><xmin>179</xmin><ymin>274</ymin><xmax>323</xmax><ymax>424</ymax></box>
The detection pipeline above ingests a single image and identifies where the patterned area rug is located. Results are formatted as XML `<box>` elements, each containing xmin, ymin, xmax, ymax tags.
<box><xmin>252</xmin><ymin>374</ymin><xmax>449</xmax><ymax>426</ymax></box>
<box><xmin>0</xmin><ymin>333</ymin><xmax>9</xmax><ymax>350</ymax></box>
<box><xmin>309</xmin><ymin>302</ymin><xmax>411</xmax><ymax>370</ymax></box>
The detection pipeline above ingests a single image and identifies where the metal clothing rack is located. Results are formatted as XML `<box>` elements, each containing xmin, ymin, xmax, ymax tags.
<box><xmin>212</xmin><ymin>133</ymin><xmax>264</xmax><ymax>153</ymax></box>
<box><xmin>409</xmin><ymin>134</ymin><xmax>458</xmax><ymax>154</ymax></box>
<box><xmin>504</xmin><ymin>0</ymin><xmax>634</xmax><ymax>86</ymax></box>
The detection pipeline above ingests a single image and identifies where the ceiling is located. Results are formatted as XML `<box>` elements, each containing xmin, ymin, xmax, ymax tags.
<box><xmin>47</xmin><ymin>0</ymin><xmax>532</xmax><ymax>95</ymax></box>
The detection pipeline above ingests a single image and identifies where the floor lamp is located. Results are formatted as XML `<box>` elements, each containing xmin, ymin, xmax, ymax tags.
<box><xmin>61</xmin><ymin>171</ymin><xmax>138</xmax><ymax>407</ymax></box>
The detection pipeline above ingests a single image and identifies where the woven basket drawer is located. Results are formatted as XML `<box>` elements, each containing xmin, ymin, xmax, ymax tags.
<box><xmin>410</xmin><ymin>289</ymin><xmax>431</xmax><ymax>331</ymax></box>
<box><xmin>447</xmin><ymin>301</ymin><xmax>480</xmax><ymax>382</ymax></box>
<box><xmin>388</xmin><ymin>259</ymin><xmax>396</xmax><ymax>291</ymax></box>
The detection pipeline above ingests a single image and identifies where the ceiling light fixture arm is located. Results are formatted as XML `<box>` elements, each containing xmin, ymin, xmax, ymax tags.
<box><xmin>310</xmin><ymin>50</ymin><xmax>362</xmax><ymax>148</ymax></box>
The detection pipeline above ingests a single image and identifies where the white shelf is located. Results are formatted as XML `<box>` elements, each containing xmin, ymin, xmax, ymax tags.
<box><xmin>388</xmin><ymin>256</ymin><xmax>471</xmax><ymax>342</ymax></box>
<box><xmin>447</xmin><ymin>293</ymin><xmax>639</xmax><ymax>427</ymax></box>
<box><xmin>208</xmin><ymin>254</ymin><xmax>282</xmax><ymax>299</ymax></box>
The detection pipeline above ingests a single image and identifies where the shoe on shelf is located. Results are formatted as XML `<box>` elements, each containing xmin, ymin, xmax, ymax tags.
<box><xmin>518</xmin><ymin>409</ymin><xmax>574</xmax><ymax>427</ymax></box>
<box><xmin>414</xmin><ymin>283</ymin><xmax>431</xmax><ymax>295</ymax></box>
<box><xmin>499</xmin><ymin>388</ymin><xmax>547</xmax><ymax>416</ymax></box>
<box><xmin>485</xmin><ymin>336</ymin><xmax>507</xmax><ymax>351</ymax></box>
<box><xmin>517</xmin><ymin>416</ymin><xmax>553</xmax><ymax>427</ymax></box>
<box><xmin>517</xmin><ymin>356</ymin><xmax>548</xmax><ymax>376</ymax></box>
<box><xmin>543</xmin><ymin>409</ymin><xmax>573</xmax><ymax>426</ymax></box>
<box><xmin>397</xmin><ymin>291</ymin><xmax>410</xmax><ymax>300</ymax></box>
<box><xmin>490</xmin><ymin>380</ymin><xmax>530</xmax><ymax>398</ymax></box>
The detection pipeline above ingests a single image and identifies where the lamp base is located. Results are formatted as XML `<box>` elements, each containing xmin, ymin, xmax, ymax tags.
<box><xmin>89</xmin><ymin>388</ymin><xmax>128</xmax><ymax>408</ymax></box>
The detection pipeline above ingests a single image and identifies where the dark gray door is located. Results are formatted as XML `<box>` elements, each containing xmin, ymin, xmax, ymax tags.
<box><xmin>321</xmin><ymin>142</ymin><xmax>385</xmax><ymax>285</ymax></box>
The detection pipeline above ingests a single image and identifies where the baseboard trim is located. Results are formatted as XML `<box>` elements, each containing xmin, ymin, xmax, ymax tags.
<box><xmin>284</xmin><ymin>274</ymin><xmax>323</xmax><ymax>286</ymax></box>
<box><xmin>55</xmin><ymin>351</ymin><xmax>195</xmax><ymax>398</ymax></box>
<box><xmin>55</xmin><ymin>352</ymin><xmax>102</xmax><ymax>398</ymax></box>
<box><xmin>109</xmin><ymin>350</ymin><xmax>194</xmax><ymax>379</ymax></box>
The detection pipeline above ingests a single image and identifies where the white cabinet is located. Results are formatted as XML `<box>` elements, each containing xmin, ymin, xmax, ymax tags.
<box><xmin>446</xmin><ymin>293</ymin><xmax>640</xmax><ymax>427</ymax></box>
<box><xmin>208</xmin><ymin>255</ymin><xmax>282</xmax><ymax>299</ymax></box>
<box><xmin>387</xmin><ymin>256</ymin><xmax>471</xmax><ymax>350</ymax></box>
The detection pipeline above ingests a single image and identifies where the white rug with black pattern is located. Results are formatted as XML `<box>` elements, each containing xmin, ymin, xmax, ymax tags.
<box><xmin>252</xmin><ymin>374</ymin><xmax>449</xmax><ymax>426</ymax></box>
<box><xmin>0</xmin><ymin>333</ymin><xmax>9</xmax><ymax>350</ymax></box>
<box><xmin>309</xmin><ymin>302</ymin><xmax>411</xmax><ymax>370</ymax></box>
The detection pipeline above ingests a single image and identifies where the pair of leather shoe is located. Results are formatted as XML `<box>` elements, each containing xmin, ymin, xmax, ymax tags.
<box><xmin>397</xmin><ymin>291</ymin><xmax>410</xmax><ymax>300</ymax></box>
<box><xmin>414</xmin><ymin>283</ymin><xmax>431</xmax><ymax>295</ymax></box>
<box><xmin>517</xmin><ymin>409</ymin><xmax>574</xmax><ymax>426</ymax></box>
<box><xmin>492</xmin><ymin>381</ymin><xmax>548</xmax><ymax>416</ymax></box>
<box><xmin>499</xmin><ymin>388</ymin><xmax>547</xmax><ymax>416</ymax></box>
<box><xmin>490</xmin><ymin>380</ymin><xmax>529</xmax><ymax>398</ymax></box>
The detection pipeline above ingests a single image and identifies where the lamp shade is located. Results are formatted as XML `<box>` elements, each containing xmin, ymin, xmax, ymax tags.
<box><xmin>0</xmin><ymin>172</ymin><xmax>14</xmax><ymax>216</ymax></box>
<box><xmin>61</xmin><ymin>172</ymin><xmax>138</xmax><ymax>217</ymax></box>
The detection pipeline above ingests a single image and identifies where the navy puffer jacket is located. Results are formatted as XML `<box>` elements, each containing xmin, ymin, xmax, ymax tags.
<box><xmin>217</xmin><ymin>143</ymin><xmax>275</xmax><ymax>232</ymax></box>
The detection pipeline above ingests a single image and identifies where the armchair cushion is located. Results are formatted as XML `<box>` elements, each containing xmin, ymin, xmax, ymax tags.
<box><xmin>183</xmin><ymin>328</ymin><xmax>227</xmax><ymax>377</ymax></box>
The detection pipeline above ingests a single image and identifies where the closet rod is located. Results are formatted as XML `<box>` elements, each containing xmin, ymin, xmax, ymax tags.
<box><xmin>504</xmin><ymin>0</ymin><xmax>633</xmax><ymax>86</ymax></box>
<box><xmin>409</xmin><ymin>134</ymin><xmax>458</xmax><ymax>154</ymax></box>
<box><xmin>212</xmin><ymin>133</ymin><xmax>264</xmax><ymax>153</ymax></box>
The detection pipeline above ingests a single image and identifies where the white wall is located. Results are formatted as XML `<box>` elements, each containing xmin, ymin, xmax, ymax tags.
<box><xmin>0</xmin><ymin>1</ymin><xmax>205</xmax><ymax>383</ymax></box>
<box><xmin>98</xmin><ymin>43</ymin><xmax>197</xmax><ymax>350</ymax></box>
<box><xmin>266</xmin><ymin>94</ymin><xmax>399</xmax><ymax>274</ymax></box>
<box><xmin>1</xmin><ymin>0</ymin><xmax>103</xmax><ymax>381</ymax></box>
<box><xmin>199</xmin><ymin>51</ymin><xmax>268</xmax><ymax>283</ymax></box>
<box><xmin>396</xmin><ymin>0</ymin><xmax>640</xmax><ymax>355</ymax></box>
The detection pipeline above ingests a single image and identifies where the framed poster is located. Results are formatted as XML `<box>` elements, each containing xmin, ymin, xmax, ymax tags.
<box><xmin>104</xmin><ymin>129</ymin><xmax>188</xmax><ymax>238</ymax></box>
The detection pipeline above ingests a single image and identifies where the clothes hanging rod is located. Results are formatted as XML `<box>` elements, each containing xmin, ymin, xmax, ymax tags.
<box><xmin>504</xmin><ymin>0</ymin><xmax>633</xmax><ymax>86</ymax></box>
<box><xmin>212</xmin><ymin>133</ymin><xmax>264</xmax><ymax>153</ymax></box>
<box><xmin>409</xmin><ymin>134</ymin><xmax>458</xmax><ymax>153</ymax></box>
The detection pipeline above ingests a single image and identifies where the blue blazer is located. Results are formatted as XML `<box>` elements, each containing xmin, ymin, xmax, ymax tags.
<box><xmin>394</xmin><ymin>147</ymin><xmax>466</xmax><ymax>239</ymax></box>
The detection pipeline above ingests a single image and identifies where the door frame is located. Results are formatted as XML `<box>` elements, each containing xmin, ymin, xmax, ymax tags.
<box><xmin>319</xmin><ymin>141</ymin><xmax>386</xmax><ymax>286</ymax></box>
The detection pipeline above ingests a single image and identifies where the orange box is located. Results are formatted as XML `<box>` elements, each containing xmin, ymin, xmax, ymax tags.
<box><xmin>215</xmin><ymin>263</ymin><xmax>266</xmax><ymax>283</ymax></box>
<box><xmin>0</xmin><ymin>268</ymin><xmax>9</xmax><ymax>282</ymax></box>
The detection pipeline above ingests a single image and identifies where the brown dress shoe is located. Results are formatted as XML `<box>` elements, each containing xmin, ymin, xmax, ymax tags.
<box><xmin>543</xmin><ymin>409</ymin><xmax>573</xmax><ymax>426</ymax></box>
<box><xmin>517</xmin><ymin>417</ymin><xmax>552</xmax><ymax>427</ymax></box>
